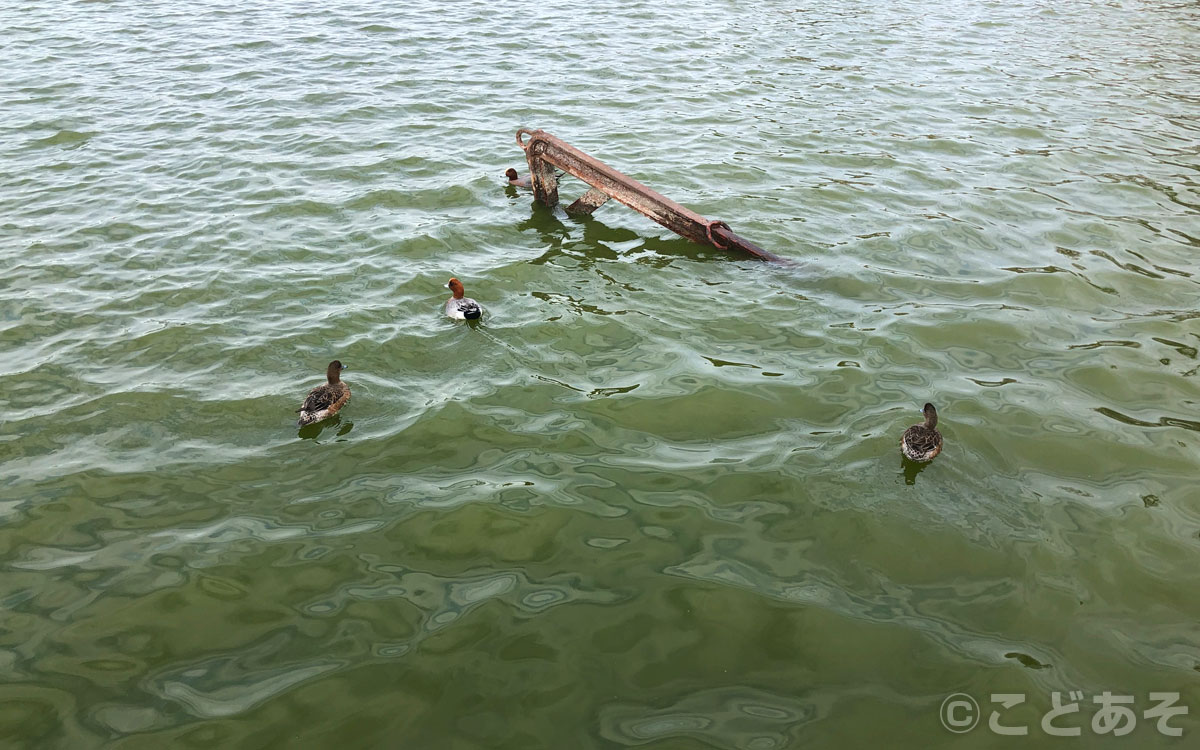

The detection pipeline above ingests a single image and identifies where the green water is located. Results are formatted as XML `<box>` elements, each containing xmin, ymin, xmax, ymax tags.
<box><xmin>3</xmin><ymin>0</ymin><xmax>1199</xmax><ymax>747</ymax></box>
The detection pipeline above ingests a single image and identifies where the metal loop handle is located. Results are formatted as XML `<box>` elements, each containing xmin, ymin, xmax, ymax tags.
<box><xmin>705</xmin><ymin>220</ymin><xmax>731</xmax><ymax>250</ymax></box>
<box><xmin>516</xmin><ymin>128</ymin><xmax>537</xmax><ymax>149</ymax></box>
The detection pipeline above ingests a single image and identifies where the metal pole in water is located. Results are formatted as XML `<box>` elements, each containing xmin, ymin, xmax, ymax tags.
<box><xmin>516</xmin><ymin>128</ymin><xmax>786</xmax><ymax>264</ymax></box>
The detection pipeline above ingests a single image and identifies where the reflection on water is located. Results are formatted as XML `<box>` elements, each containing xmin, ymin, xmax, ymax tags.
<box><xmin>2</xmin><ymin>0</ymin><xmax>1199</xmax><ymax>747</ymax></box>
<box><xmin>901</xmin><ymin>456</ymin><xmax>932</xmax><ymax>486</ymax></box>
<box><xmin>297</xmin><ymin>416</ymin><xmax>352</xmax><ymax>441</ymax></box>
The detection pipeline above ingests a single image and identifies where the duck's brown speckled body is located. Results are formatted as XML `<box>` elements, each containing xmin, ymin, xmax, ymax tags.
<box><xmin>297</xmin><ymin>360</ymin><xmax>349</xmax><ymax>426</ymax></box>
<box><xmin>901</xmin><ymin>402</ymin><xmax>943</xmax><ymax>462</ymax></box>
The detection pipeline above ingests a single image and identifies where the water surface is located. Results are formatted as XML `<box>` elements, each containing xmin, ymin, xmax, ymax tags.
<box><xmin>2</xmin><ymin>0</ymin><xmax>1199</xmax><ymax>747</ymax></box>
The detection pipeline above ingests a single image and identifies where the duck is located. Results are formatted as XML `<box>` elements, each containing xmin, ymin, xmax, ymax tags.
<box><xmin>445</xmin><ymin>277</ymin><xmax>483</xmax><ymax>320</ymax></box>
<box><xmin>296</xmin><ymin>360</ymin><xmax>349</xmax><ymax>426</ymax></box>
<box><xmin>901</xmin><ymin>402</ymin><xmax>943</xmax><ymax>461</ymax></box>
<box><xmin>505</xmin><ymin>168</ymin><xmax>532</xmax><ymax>188</ymax></box>
<box><xmin>505</xmin><ymin>167</ymin><xmax>564</xmax><ymax>188</ymax></box>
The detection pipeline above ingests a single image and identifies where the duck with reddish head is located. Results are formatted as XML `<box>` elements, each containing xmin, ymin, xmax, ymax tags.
<box><xmin>505</xmin><ymin>168</ymin><xmax>531</xmax><ymax>188</ymax></box>
<box><xmin>296</xmin><ymin>360</ymin><xmax>349</xmax><ymax>427</ymax></box>
<box><xmin>445</xmin><ymin>277</ymin><xmax>482</xmax><ymax>320</ymax></box>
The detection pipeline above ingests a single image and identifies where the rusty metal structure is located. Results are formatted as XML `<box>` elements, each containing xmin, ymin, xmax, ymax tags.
<box><xmin>516</xmin><ymin>129</ymin><xmax>785</xmax><ymax>263</ymax></box>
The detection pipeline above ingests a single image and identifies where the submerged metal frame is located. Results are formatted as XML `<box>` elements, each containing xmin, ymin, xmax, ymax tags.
<box><xmin>517</xmin><ymin>129</ymin><xmax>784</xmax><ymax>263</ymax></box>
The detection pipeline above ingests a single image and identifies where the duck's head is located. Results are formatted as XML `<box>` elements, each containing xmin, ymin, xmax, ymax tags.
<box><xmin>447</xmin><ymin>277</ymin><xmax>465</xmax><ymax>299</ymax></box>
<box><xmin>923</xmin><ymin>402</ymin><xmax>938</xmax><ymax>427</ymax></box>
<box><xmin>505</xmin><ymin>168</ymin><xmax>519</xmax><ymax>181</ymax></box>
<box><xmin>327</xmin><ymin>360</ymin><xmax>346</xmax><ymax>382</ymax></box>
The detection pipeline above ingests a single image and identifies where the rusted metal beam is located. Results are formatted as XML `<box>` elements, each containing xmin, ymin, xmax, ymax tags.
<box><xmin>518</xmin><ymin>128</ymin><xmax>785</xmax><ymax>263</ymax></box>
<box><xmin>566</xmin><ymin>187</ymin><xmax>610</xmax><ymax>216</ymax></box>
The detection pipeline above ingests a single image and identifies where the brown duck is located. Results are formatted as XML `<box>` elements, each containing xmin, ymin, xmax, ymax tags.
<box><xmin>296</xmin><ymin>360</ymin><xmax>349</xmax><ymax>426</ymax></box>
<box><xmin>901</xmin><ymin>402</ymin><xmax>943</xmax><ymax>461</ymax></box>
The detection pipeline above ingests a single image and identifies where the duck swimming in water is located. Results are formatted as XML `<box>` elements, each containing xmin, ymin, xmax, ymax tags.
<box><xmin>296</xmin><ymin>360</ymin><xmax>349</xmax><ymax>426</ymax></box>
<box><xmin>505</xmin><ymin>168</ymin><xmax>532</xmax><ymax>188</ymax></box>
<box><xmin>901</xmin><ymin>402</ymin><xmax>943</xmax><ymax>461</ymax></box>
<box><xmin>445</xmin><ymin>277</ymin><xmax>483</xmax><ymax>320</ymax></box>
<box><xmin>505</xmin><ymin>167</ymin><xmax>564</xmax><ymax>188</ymax></box>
